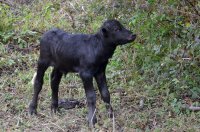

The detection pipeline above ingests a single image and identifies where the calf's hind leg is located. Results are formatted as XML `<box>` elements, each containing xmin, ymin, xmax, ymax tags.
<box><xmin>80</xmin><ymin>72</ymin><xmax>97</xmax><ymax>127</ymax></box>
<box><xmin>50</xmin><ymin>68</ymin><xmax>63</xmax><ymax>113</ymax></box>
<box><xmin>29</xmin><ymin>60</ymin><xmax>49</xmax><ymax>115</ymax></box>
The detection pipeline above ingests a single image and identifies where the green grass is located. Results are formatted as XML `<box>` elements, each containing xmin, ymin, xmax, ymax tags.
<box><xmin>0</xmin><ymin>0</ymin><xmax>200</xmax><ymax>131</ymax></box>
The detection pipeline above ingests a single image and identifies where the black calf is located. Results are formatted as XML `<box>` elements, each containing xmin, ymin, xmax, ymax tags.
<box><xmin>29</xmin><ymin>19</ymin><xmax>136</xmax><ymax>126</ymax></box>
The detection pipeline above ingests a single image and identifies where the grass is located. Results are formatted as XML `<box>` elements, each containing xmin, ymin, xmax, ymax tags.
<box><xmin>0</xmin><ymin>0</ymin><xmax>200</xmax><ymax>131</ymax></box>
<box><xmin>0</xmin><ymin>61</ymin><xmax>200</xmax><ymax>131</ymax></box>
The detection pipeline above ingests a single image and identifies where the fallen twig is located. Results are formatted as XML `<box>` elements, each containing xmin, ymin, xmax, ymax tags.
<box><xmin>91</xmin><ymin>108</ymin><xmax>96</xmax><ymax>128</ymax></box>
<box><xmin>112</xmin><ymin>111</ymin><xmax>115</xmax><ymax>132</ymax></box>
<box><xmin>182</xmin><ymin>105</ymin><xmax>200</xmax><ymax>111</ymax></box>
<box><xmin>139</xmin><ymin>97</ymin><xmax>144</xmax><ymax>109</ymax></box>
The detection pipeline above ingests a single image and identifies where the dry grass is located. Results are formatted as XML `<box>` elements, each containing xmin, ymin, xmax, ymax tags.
<box><xmin>0</xmin><ymin>47</ymin><xmax>199</xmax><ymax>131</ymax></box>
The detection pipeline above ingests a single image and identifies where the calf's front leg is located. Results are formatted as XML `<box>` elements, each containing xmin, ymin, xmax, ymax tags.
<box><xmin>80</xmin><ymin>72</ymin><xmax>97</xmax><ymax>127</ymax></box>
<box><xmin>95</xmin><ymin>71</ymin><xmax>113</xmax><ymax>118</ymax></box>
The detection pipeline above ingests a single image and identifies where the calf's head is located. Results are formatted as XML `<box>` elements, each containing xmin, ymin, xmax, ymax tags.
<box><xmin>100</xmin><ymin>20</ymin><xmax>136</xmax><ymax>45</ymax></box>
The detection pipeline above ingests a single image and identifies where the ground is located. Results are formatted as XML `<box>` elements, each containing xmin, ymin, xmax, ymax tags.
<box><xmin>0</xmin><ymin>43</ymin><xmax>199</xmax><ymax>131</ymax></box>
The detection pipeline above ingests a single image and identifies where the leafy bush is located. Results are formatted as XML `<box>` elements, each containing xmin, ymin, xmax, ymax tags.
<box><xmin>131</xmin><ymin>0</ymin><xmax>200</xmax><ymax>111</ymax></box>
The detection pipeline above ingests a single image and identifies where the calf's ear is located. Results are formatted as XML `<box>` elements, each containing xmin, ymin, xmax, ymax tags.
<box><xmin>101</xmin><ymin>28</ymin><xmax>108</xmax><ymax>38</ymax></box>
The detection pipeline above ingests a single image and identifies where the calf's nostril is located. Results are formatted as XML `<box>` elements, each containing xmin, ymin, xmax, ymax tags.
<box><xmin>127</xmin><ymin>34</ymin><xmax>136</xmax><ymax>40</ymax></box>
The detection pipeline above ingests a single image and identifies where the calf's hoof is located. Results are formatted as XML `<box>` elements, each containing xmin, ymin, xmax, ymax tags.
<box><xmin>29</xmin><ymin>104</ymin><xmax>37</xmax><ymax>115</ymax></box>
<box><xmin>106</xmin><ymin>104</ymin><xmax>113</xmax><ymax>118</ymax></box>
<box><xmin>108</xmin><ymin>110</ymin><xmax>113</xmax><ymax>118</ymax></box>
<box><xmin>88</xmin><ymin>116</ymin><xmax>97</xmax><ymax>128</ymax></box>
<box><xmin>51</xmin><ymin>103</ymin><xmax>58</xmax><ymax>114</ymax></box>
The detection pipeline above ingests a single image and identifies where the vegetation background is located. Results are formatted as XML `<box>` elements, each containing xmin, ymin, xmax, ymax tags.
<box><xmin>0</xmin><ymin>0</ymin><xmax>199</xmax><ymax>131</ymax></box>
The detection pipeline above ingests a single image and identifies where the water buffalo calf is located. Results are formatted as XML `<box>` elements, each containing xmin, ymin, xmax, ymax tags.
<box><xmin>29</xmin><ymin>19</ymin><xmax>136</xmax><ymax>126</ymax></box>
